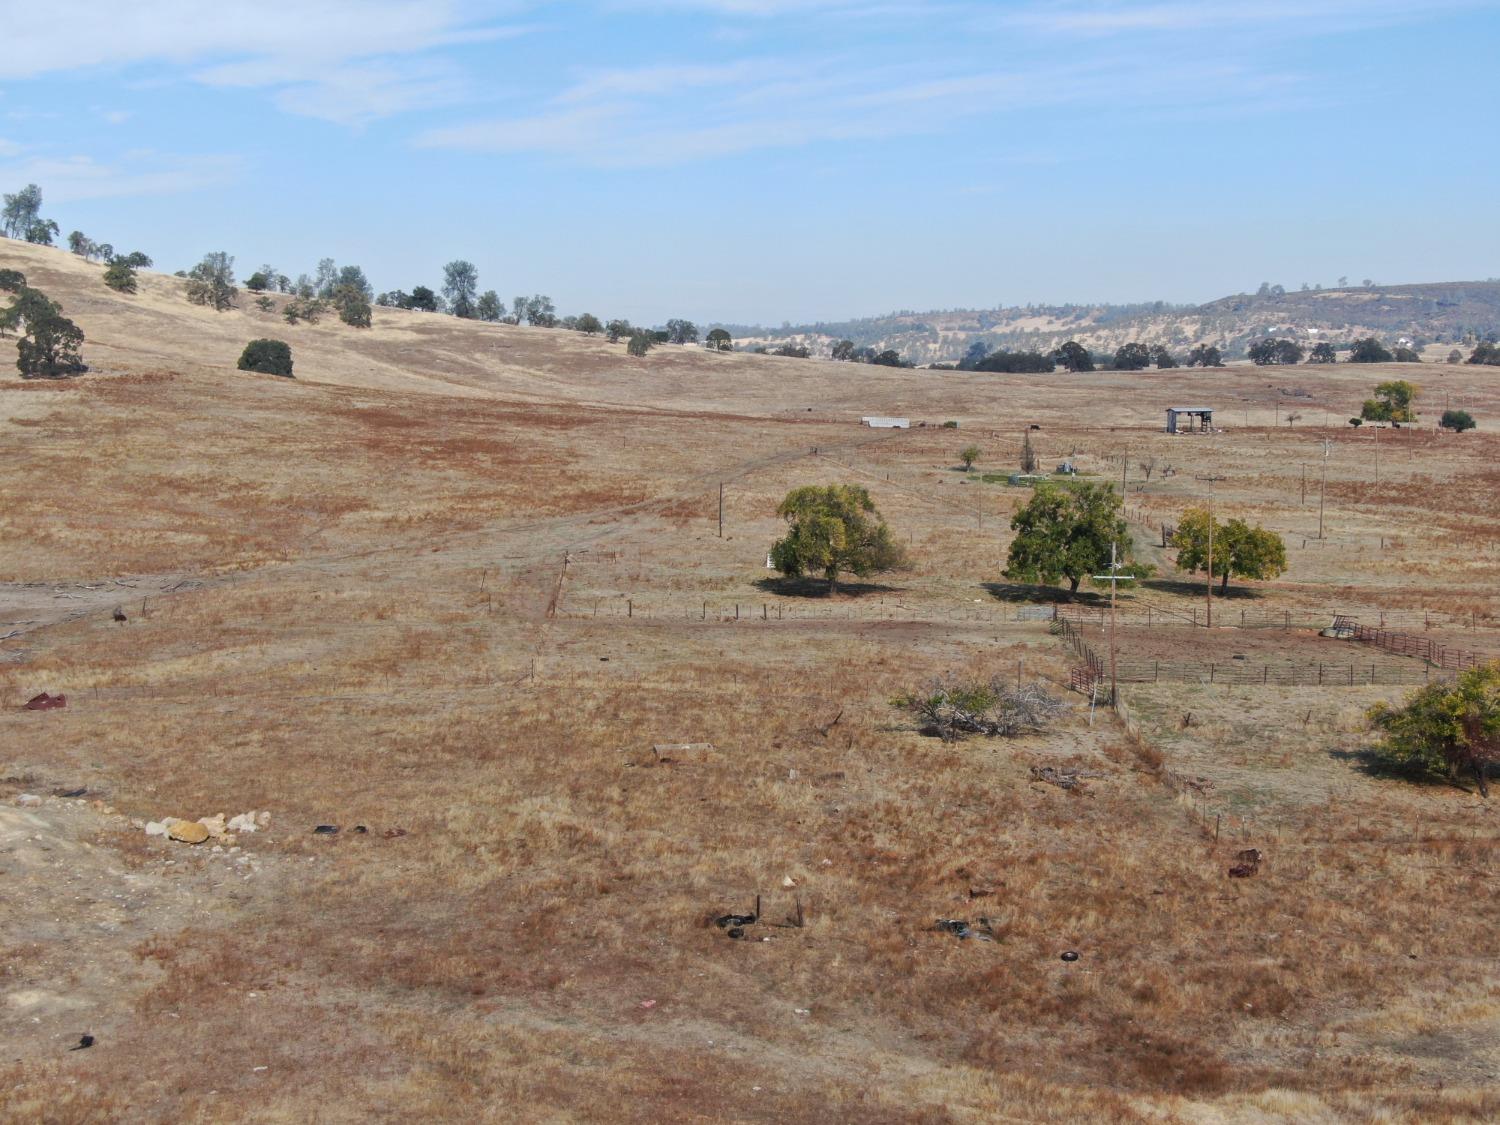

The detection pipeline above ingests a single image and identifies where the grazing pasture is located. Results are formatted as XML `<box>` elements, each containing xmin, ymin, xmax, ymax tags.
<box><xmin>2</xmin><ymin>240</ymin><xmax>1497</xmax><ymax>1122</ymax></box>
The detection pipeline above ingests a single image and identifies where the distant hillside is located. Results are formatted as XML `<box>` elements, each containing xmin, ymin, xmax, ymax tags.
<box><xmin>725</xmin><ymin>281</ymin><xmax>1500</xmax><ymax>365</ymax></box>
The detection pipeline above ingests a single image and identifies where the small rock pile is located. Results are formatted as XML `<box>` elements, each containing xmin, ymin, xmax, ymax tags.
<box><xmin>144</xmin><ymin>810</ymin><xmax>270</xmax><ymax>846</ymax></box>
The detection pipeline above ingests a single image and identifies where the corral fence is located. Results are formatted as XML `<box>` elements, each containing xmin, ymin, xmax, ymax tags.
<box><xmin>556</xmin><ymin>597</ymin><xmax>1063</xmax><ymax>626</ymax></box>
<box><xmin>1348</xmin><ymin>623</ymin><xmax>1493</xmax><ymax>673</ymax></box>
<box><xmin>1055</xmin><ymin>605</ymin><xmax>1491</xmax><ymax>633</ymax></box>
<box><xmin>1053</xmin><ymin>612</ymin><xmax>1442</xmax><ymax>694</ymax></box>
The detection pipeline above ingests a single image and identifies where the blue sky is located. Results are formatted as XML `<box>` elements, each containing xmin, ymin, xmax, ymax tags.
<box><xmin>3</xmin><ymin>1</ymin><xmax>1497</xmax><ymax>325</ymax></box>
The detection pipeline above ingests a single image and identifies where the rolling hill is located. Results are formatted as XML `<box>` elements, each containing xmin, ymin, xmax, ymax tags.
<box><xmin>728</xmin><ymin>280</ymin><xmax>1500</xmax><ymax>365</ymax></box>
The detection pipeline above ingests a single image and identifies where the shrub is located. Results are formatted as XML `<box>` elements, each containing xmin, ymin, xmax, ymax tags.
<box><xmin>1440</xmin><ymin>409</ymin><xmax>1476</xmax><ymax>432</ymax></box>
<box><xmin>626</xmin><ymin>332</ymin><xmax>652</xmax><ymax>357</ymax></box>
<box><xmin>895</xmin><ymin>677</ymin><xmax>1065</xmax><ymax>741</ymax></box>
<box><xmin>941</xmin><ymin>420</ymin><xmax>959</xmax><ymax>429</ymax></box>
<box><xmin>237</xmin><ymin>339</ymin><xmax>294</xmax><ymax>378</ymax></box>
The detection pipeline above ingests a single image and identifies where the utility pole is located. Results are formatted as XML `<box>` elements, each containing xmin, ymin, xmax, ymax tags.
<box><xmin>1120</xmin><ymin>450</ymin><xmax>1128</xmax><ymax>496</ymax></box>
<box><xmin>1195</xmin><ymin>473</ymin><xmax>1226</xmax><ymax>626</ymax></box>
<box><xmin>1318</xmin><ymin>439</ymin><xmax>1332</xmax><ymax>540</ymax></box>
<box><xmin>1093</xmin><ymin>540</ymin><xmax>1138</xmax><ymax>706</ymax></box>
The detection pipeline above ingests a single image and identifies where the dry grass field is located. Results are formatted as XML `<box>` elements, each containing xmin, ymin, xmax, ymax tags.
<box><xmin>2</xmin><ymin>240</ymin><xmax>1497</xmax><ymax>1122</ymax></box>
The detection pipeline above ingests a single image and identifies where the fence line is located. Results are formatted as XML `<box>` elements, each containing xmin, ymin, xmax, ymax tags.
<box><xmin>1350</xmin><ymin>625</ymin><xmax>1493</xmax><ymax>672</ymax></box>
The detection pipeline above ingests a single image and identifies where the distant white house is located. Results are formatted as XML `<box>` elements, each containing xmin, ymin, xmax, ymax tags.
<box><xmin>862</xmin><ymin>416</ymin><xmax>910</xmax><ymax>429</ymax></box>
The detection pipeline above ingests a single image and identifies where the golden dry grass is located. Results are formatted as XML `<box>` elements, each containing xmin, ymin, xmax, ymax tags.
<box><xmin>1</xmin><ymin>239</ymin><xmax>1498</xmax><ymax>1122</ymax></box>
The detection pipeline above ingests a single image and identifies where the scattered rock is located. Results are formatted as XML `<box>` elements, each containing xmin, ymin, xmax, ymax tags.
<box><xmin>166</xmin><ymin>819</ymin><xmax>209</xmax><ymax>845</ymax></box>
<box><xmin>24</xmin><ymin>692</ymin><xmax>66</xmax><ymax>711</ymax></box>
<box><xmin>313</xmin><ymin>825</ymin><xmax>339</xmax><ymax>835</ymax></box>
<box><xmin>54</xmin><ymin>787</ymin><xmax>87</xmax><ymax>798</ymax></box>
<box><xmin>144</xmin><ymin>821</ymin><xmax>168</xmax><ymax>837</ymax></box>
<box><xmin>1060</xmin><ymin>951</ymin><xmax>1080</xmax><ymax>963</ymax></box>
<box><xmin>382</xmin><ymin>828</ymin><xmax>407</xmax><ymax>839</ymax></box>
<box><xmin>199</xmin><ymin>814</ymin><xmax>227</xmax><ymax>839</ymax></box>
<box><xmin>16</xmin><ymin>793</ymin><xmax>43</xmax><ymax>808</ymax></box>
<box><xmin>227</xmin><ymin>812</ymin><xmax>260</xmax><ymax>834</ymax></box>
<box><xmin>69</xmin><ymin>1034</ymin><xmax>95</xmax><ymax>1051</ymax></box>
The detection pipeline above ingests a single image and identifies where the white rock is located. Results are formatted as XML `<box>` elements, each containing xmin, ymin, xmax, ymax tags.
<box><xmin>145</xmin><ymin>821</ymin><xmax>168</xmax><ymax>837</ymax></box>
<box><xmin>16</xmin><ymin>794</ymin><xmax>42</xmax><ymax>808</ymax></box>
<box><xmin>256</xmin><ymin>811</ymin><xmax>271</xmax><ymax>826</ymax></box>
<box><xmin>227</xmin><ymin>813</ymin><xmax>259</xmax><ymax>834</ymax></box>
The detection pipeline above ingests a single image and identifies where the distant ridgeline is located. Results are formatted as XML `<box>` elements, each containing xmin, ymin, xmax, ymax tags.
<box><xmin>722</xmin><ymin>281</ymin><xmax>1500</xmax><ymax>366</ymax></box>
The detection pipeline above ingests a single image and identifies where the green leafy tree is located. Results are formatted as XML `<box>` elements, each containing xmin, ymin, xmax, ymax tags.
<box><xmin>524</xmin><ymin>294</ymin><xmax>556</xmax><ymax>327</ymax></box>
<box><xmin>626</xmin><ymin>332</ymin><xmax>652</xmax><ymax>357</ymax></box>
<box><xmin>254</xmin><ymin>295</ymin><xmax>275</xmax><ymax>312</ymax></box>
<box><xmin>1466</xmin><ymin>342</ymin><xmax>1500</xmax><ymax>366</ymax></box>
<box><xmin>246</xmin><ymin>272</ymin><xmax>270</xmax><ymax>292</ymax></box>
<box><xmin>1248</xmin><ymin>338</ymin><xmax>1304</xmax><ymax>365</ymax></box>
<box><xmin>442</xmin><ymin>260</ymin><xmax>479</xmax><ymax>318</ymax></box>
<box><xmin>408</xmin><ymin>286</ymin><xmax>438</xmax><ymax>313</ymax></box>
<box><xmin>1308</xmin><ymin>341</ymin><xmax>1337</xmax><ymax>363</ymax></box>
<box><xmin>10</xmin><ymin>288</ymin><xmax>86</xmax><ymax>378</ymax></box>
<box><xmin>103</xmin><ymin>258</ymin><xmax>138</xmax><ymax>293</ymax></box>
<box><xmin>1112</xmin><ymin>342</ymin><xmax>1153</xmax><ymax>370</ymax></box>
<box><xmin>24</xmin><ymin>218</ymin><xmax>58</xmax><ymax>245</ymax></box>
<box><xmin>574</xmin><ymin>312</ymin><xmax>603</xmax><ymax>335</ymax></box>
<box><xmin>1448</xmin><ymin>349</ymin><xmax>1464</xmax><ymax>364</ymax></box>
<box><xmin>770</xmin><ymin>484</ymin><xmax>907</xmax><ymax>594</ymax></box>
<box><xmin>1367</xmin><ymin>663</ymin><xmax>1500</xmax><ymax>796</ymax></box>
<box><xmin>606</xmin><ymin>319</ymin><xmax>633</xmax><ymax>343</ymax></box>
<box><xmin>664</xmin><ymin>318</ymin><xmax>698</xmax><ymax>344</ymax></box>
<box><xmin>1440</xmin><ymin>409</ymin><xmax>1476</xmax><ymax>432</ymax></box>
<box><xmin>121</xmin><ymin>251</ymin><xmax>152</xmax><ymax>269</ymax></box>
<box><xmin>476</xmin><ymin>290</ymin><xmax>503</xmax><ymax>322</ymax></box>
<box><xmin>68</xmin><ymin>230</ymin><xmax>92</xmax><ymax>257</ymax></box>
<box><xmin>0</xmin><ymin>268</ymin><xmax>27</xmax><ymax>293</ymax></box>
<box><xmin>1361</xmin><ymin>380</ymin><xmax>1417</xmax><ymax>423</ymax></box>
<box><xmin>314</xmin><ymin>258</ymin><xmax>339</xmax><ymax>297</ymax></box>
<box><xmin>776</xmin><ymin>343</ymin><xmax>811</xmax><ymax>358</ymax></box>
<box><xmin>1348</xmin><ymin>337</ymin><xmax>1393</xmax><ymax>363</ymax></box>
<box><xmin>1185</xmin><ymin>343</ymin><xmax>1223</xmax><ymax>367</ymax></box>
<box><xmin>1392</xmin><ymin>344</ymin><xmax>1421</xmax><ymax>363</ymax></box>
<box><xmin>706</xmin><ymin>327</ymin><xmax>732</xmax><ymax>351</ymax></box>
<box><xmin>335</xmin><ymin>265</ymin><xmax>372</xmax><ymax>300</ymax></box>
<box><xmin>332</xmin><ymin>284</ymin><xmax>372</xmax><ymax>327</ymax></box>
<box><xmin>830</xmin><ymin>339</ymin><xmax>856</xmax><ymax>361</ymax></box>
<box><xmin>871</xmin><ymin>349</ymin><xmax>905</xmax><ymax>367</ymax></box>
<box><xmin>1152</xmin><ymin>346</ymin><xmax>1179</xmax><ymax>369</ymax></box>
<box><xmin>237</xmin><ymin>338</ymin><xmax>294</xmax><ymax>378</ymax></box>
<box><xmin>959</xmin><ymin>444</ymin><xmax>981</xmax><ymax>471</ymax></box>
<box><xmin>1172</xmin><ymin>509</ymin><xmax>1287</xmax><ymax>593</ymax></box>
<box><xmin>1053</xmin><ymin>340</ymin><xmax>1094</xmax><ymax>372</ymax></box>
<box><xmin>1003</xmin><ymin>483</ymin><xmax>1133</xmax><ymax>596</ymax></box>
<box><xmin>1</xmin><ymin>183</ymin><xmax>43</xmax><ymax>239</ymax></box>
<box><xmin>185</xmin><ymin>251</ymin><xmax>237</xmax><ymax>311</ymax></box>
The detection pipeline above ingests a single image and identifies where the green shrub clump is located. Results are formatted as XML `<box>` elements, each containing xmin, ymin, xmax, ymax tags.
<box><xmin>237</xmin><ymin>338</ymin><xmax>294</xmax><ymax>378</ymax></box>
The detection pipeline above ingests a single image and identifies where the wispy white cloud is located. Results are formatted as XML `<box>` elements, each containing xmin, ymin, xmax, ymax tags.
<box><xmin>0</xmin><ymin>1</ymin><xmax>535</xmax><ymax>124</ymax></box>
<box><xmin>997</xmin><ymin>0</ymin><xmax>1488</xmax><ymax>36</ymax></box>
<box><xmin>0</xmin><ymin>148</ymin><xmax>243</xmax><ymax>202</ymax></box>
